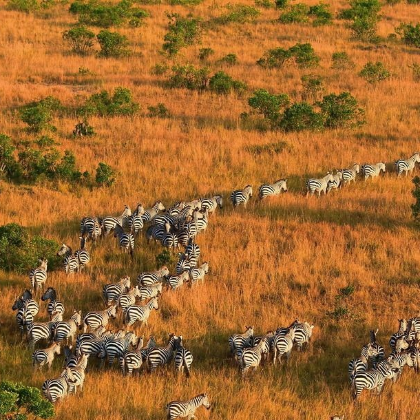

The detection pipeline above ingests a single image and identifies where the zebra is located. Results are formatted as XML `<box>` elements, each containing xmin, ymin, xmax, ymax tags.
<box><xmin>103</xmin><ymin>276</ymin><xmax>131</xmax><ymax>306</ymax></box>
<box><xmin>306</xmin><ymin>173</ymin><xmax>334</xmax><ymax>196</ymax></box>
<box><xmin>146</xmin><ymin>334</ymin><xmax>182</xmax><ymax>372</ymax></box>
<box><xmin>395</xmin><ymin>152</ymin><xmax>420</xmax><ymax>176</ymax></box>
<box><xmin>42</xmin><ymin>369</ymin><xmax>74</xmax><ymax>403</ymax></box>
<box><xmin>99</xmin><ymin>331</ymin><xmax>139</xmax><ymax>366</ymax></box>
<box><xmin>240</xmin><ymin>335</ymin><xmax>271</xmax><ymax>376</ymax></box>
<box><xmin>410</xmin><ymin>346</ymin><xmax>420</xmax><ymax>373</ymax></box>
<box><xmin>63</xmin><ymin>345</ymin><xmax>78</xmax><ymax>368</ymax></box>
<box><xmin>146</xmin><ymin>223</ymin><xmax>169</xmax><ymax>243</ymax></box>
<box><xmin>189</xmin><ymin>262</ymin><xmax>209</xmax><ymax>285</ymax></box>
<box><xmin>119</xmin><ymin>337</ymin><xmax>145</xmax><ymax>376</ymax></box>
<box><xmin>166</xmin><ymin>393</ymin><xmax>210</xmax><ymax>420</ymax></box>
<box><xmin>174</xmin><ymin>339</ymin><xmax>193</xmax><ymax>377</ymax></box>
<box><xmin>407</xmin><ymin>316</ymin><xmax>420</xmax><ymax>332</ymax></box>
<box><xmin>167</xmin><ymin>271</ymin><xmax>190</xmax><ymax>290</ymax></box>
<box><xmin>258</xmin><ymin>179</ymin><xmax>288</xmax><ymax>200</ymax></box>
<box><xmin>326</xmin><ymin>171</ymin><xmax>343</xmax><ymax>193</ymax></box>
<box><xmin>102</xmin><ymin>205</ymin><xmax>132</xmax><ymax>235</ymax></box>
<box><xmin>185</xmin><ymin>239</ymin><xmax>200</xmax><ymax>264</ymax></box>
<box><xmin>41</xmin><ymin>287</ymin><xmax>65</xmax><ymax>320</ymax></box>
<box><xmin>75</xmin><ymin>236</ymin><xmax>90</xmax><ymax>270</ymax></box>
<box><xmin>140</xmin><ymin>336</ymin><xmax>157</xmax><ymax>361</ymax></box>
<box><xmin>138</xmin><ymin>283</ymin><xmax>162</xmax><ymax>301</ymax></box>
<box><xmin>293</xmin><ymin>322</ymin><xmax>314</xmax><ymax>351</ymax></box>
<box><xmin>200</xmin><ymin>195</ymin><xmax>223</xmax><ymax>214</ymax></box>
<box><xmin>273</xmin><ymin>328</ymin><xmax>295</xmax><ymax>365</ymax></box>
<box><xmin>141</xmin><ymin>201</ymin><xmax>166</xmax><ymax>223</ymax></box>
<box><xmin>342</xmin><ymin>164</ymin><xmax>360</xmax><ymax>185</ymax></box>
<box><xmin>124</xmin><ymin>297</ymin><xmax>159</xmax><ymax>327</ymax></box>
<box><xmin>114</xmin><ymin>224</ymin><xmax>134</xmax><ymax>258</ymax></box>
<box><xmin>192</xmin><ymin>209</ymin><xmax>209</xmax><ymax>233</ymax></box>
<box><xmin>29</xmin><ymin>258</ymin><xmax>48</xmax><ymax>293</ymax></box>
<box><xmin>32</xmin><ymin>342</ymin><xmax>61</xmax><ymax>370</ymax></box>
<box><xmin>348</xmin><ymin>343</ymin><xmax>375</xmax><ymax>382</ymax></box>
<box><xmin>83</xmin><ymin>305</ymin><xmax>117</xmax><ymax>333</ymax></box>
<box><xmin>54</xmin><ymin>310</ymin><xmax>82</xmax><ymax>344</ymax></box>
<box><xmin>80</xmin><ymin>216</ymin><xmax>102</xmax><ymax>242</ymax></box>
<box><xmin>127</xmin><ymin>203</ymin><xmax>145</xmax><ymax>235</ymax></box>
<box><xmin>389</xmin><ymin>319</ymin><xmax>408</xmax><ymax>352</ymax></box>
<box><xmin>118</xmin><ymin>286</ymin><xmax>142</xmax><ymax>313</ymax></box>
<box><xmin>361</xmin><ymin>163</ymin><xmax>386</xmax><ymax>180</ymax></box>
<box><xmin>366</xmin><ymin>334</ymin><xmax>385</xmax><ymax>368</ymax></box>
<box><xmin>27</xmin><ymin>313</ymin><xmax>63</xmax><ymax>349</ymax></box>
<box><xmin>176</xmin><ymin>253</ymin><xmax>194</xmax><ymax>275</ymax></box>
<box><xmin>229</xmin><ymin>326</ymin><xmax>254</xmax><ymax>354</ymax></box>
<box><xmin>162</xmin><ymin>232</ymin><xmax>180</xmax><ymax>250</ymax></box>
<box><xmin>137</xmin><ymin>266</ymin><xmax>170</xmax><ymax>286</ymax></box>
<box><xmin>12</xmin><ymin>290</ymin><xmax>39</xmax><ymax>334</ymax></box>
<box><xmin>231</xmin><ymin>185</ymin><xmax>253</xmax><ymax>208</ymax></box>
<box><xmin>63</xmin><ymin>354</ymin><xmax>89</xmax><ymax>395</ymax></box>
<box><xmin>57</xmin><ymin>244</ymin><xmax>79</xmax><ymax>274</ymax></box>
<box><xmin>351</xmin><ymin>367</ymin><xmax>398</xmax><ymax>399</ymax></box>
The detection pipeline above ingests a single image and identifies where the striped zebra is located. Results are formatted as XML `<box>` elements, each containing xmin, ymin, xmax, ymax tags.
<box><xmin>167</xmin><ymin>271</ymin><xmax>190</xmax><ymax>290</ymax></box>
<box><xmin>119</xmin><ymin>337</ymin><xmax>145</xmax><ymax>376</ymax></box>
<box><xmin>239</xmin><ymin>335</ymin><xmax>270</xmax><ymax>376</ymax></box>
<box><xmin>252</xmin><ymin>333</ymin><xmax>274</xmax><ymax>362</ymax></box>
<box><xmin>293</xmin><ymin>322</ymin><xmax>314</xmax><ymax>351</ymax></box>
<box><xmin>83</xmin><ymin>305</ymin><xmax>117</xmax><ymax>333</ymax></box>
<box><xmin>124</xmin><ymin>297</ymin><xmax>159</xmax><ymax>327</ymax></box>
<box><xmin>395</xmin><ymin>152</ymin><xmax>420</xmax><ymax>176</ymax></box>
<box><xmin>41</xmin><ymin>287</ymin><xmax>65</xmax><ymax>320</ymax></box>
<box><xmin>102</xmin><ymin>205</ymin><xmax>132</xmax><ymax>235</ymax></box>
<box><xmin>80</xmin><ymin>216</ymin><xmax>102</xmax><ymax>242</ymax></box>
<box><xmin>99</xmin><ymin>331</ymin><xmax>139</xmax><ymax>366</ymax></box>
<box><xmin>77</xmin><ymin>335</ymin><xmax>109</xmax><ymax>359</ymax></box>
<box><xmin>27</xmin><ymin>314</ymin><xmax>63</xmax><ymax>348</ymax></box>
<box><xmin>75</xmin><ymin>236</ymin><xmax>90</xmax><ymax>270</ymax></box>
<box><xmin>306</xmin><ymin>173</ymin><xmax>334</xmax><ymax>196</ymax></box>
<box><xmin>273</xmin><ymin>328</ymin><xmax>295</xmax><ymax>365</ymax></box>
<box><xmin>348</xmin><ymin>343</ymin><xmax>375</xmax><ymax>382</ymax></box>
<box><xmin>176</xmin><ymin>253</ymin><xmax>194</xmax><ymax>275</ymax></box>
<box><xmin>54</xmin><ymin>310</ymin><xmax>82</xmax><ymax>344</ymax></box>
<box><xmin>62</xmin><ymin>354</ymin><xmax>89</xmax><ymax>395</ymax></box>
<box><xmin>389</xmin><ymin>319</ymin><xmax>407</xmax><ymax>351</ymax></box>
<box><xmin>146</xmin><ymin>223</ymin><xmax>169</xmax><ymax>243</ymax></box>
<box><xmin>326</xmin><ymin>171</ymin><xmax>343</xmax><ymax>193</ymax></box>
<box><xmin>162</xmin><ymin>232</ymin><xmax>180</xmax><ymax>250</ymax></box>
<box><xmin>12</xmin><ymin>290</ymin><xmax>39</xmax><ymax>334</ymax></box>
<box><xmin>138</xmin><ymin>283</ymin><xmax>162</xmax><ymax>301</ymax></box>
<box><xmin>118</xmin><ymin>286</ymin><xmax>142</xmax><ymax>313</ymax></box>
<box><xmin>57</xmin><ymin>244</ymin><xmax>79</xmax><ymax>274</ymax></box>
<box><xmin>231</xmin><ymin>185</ymin><xmax>253</xmax><ymax>208</ymax></box>
<box><xmin>192</xmin><ymin>209</ymin><xmax>209</xmax><ymax>233</ymax></box>
<box><xmin>229</xmin><ymin>326</ymin><xmax>254</xmax><ymax>354</ymax></box>
<box><xmin>189</xmin><ymin>262</ymin><xmax>209</xmax><ymax>285</ymax></box>
<box><xmin>200</xmin><ymin>195</ymin><xmax>223</xmax><ymax>214</ymax></box>
<box><xmin>128</xmin><ymin>203</ymin><xmax>145</xmax><ymax>235</ymax></box>
<box><xmin>32</xmin><ymin>342</ymin><xmax>61</xmax><ymax>370</ymax></box>
<box><xmin>146</xmin><ymin>334</ymin><xmax>182</xmax><ymax>372</ymax></box>
<box><xmin>367</xmin><ymin>339</ymin><xmax>385</xmax><ymax>368</ymax></box>
<box><xmin>102</xmin><ymin>276</ymin><xmax>131</xmax><ymax>306</ymax></box>
<box><xmin>351</xmin><ymin>367</ymin><xmax>397</xmax><ymax>399</ymax></box>
<box><xmin>361</xmin><ymin>162</ymin><xmax>386</xmax><ymax>180</ymax></box>
<box><xmin>42</xmin><ymin>369</ymin><xmax>74</xmax><ymax>403</ymax></box>
<box><xmin>410</xmin><ymin>346</ymin><xmax>420</xmax><ymax>373</ymax></box>
<box><xmin>174</xmin><ymin>340</ymin><xmax>193</xmax><ymax>377</ymax></box>
<box><xmin>166</xmin><ymin>393</ymin><xmax>210</xmax><ymax>420</ymax></box>
<box><xmin>407</xmin><ymin>316</ymin><xmax>420</xmax><ymax>332</ymax></box>
<box><xmin>141</xmin><ymin>201</ymin><xmax>166</xmax><ymax>223</ymax></box>
<box><xmin>29</xmin><ymin>258</ymin><xmax>48</xmax><ymax>294</ymax></box>
<box><xmin>258</xmin><ymin>179</ymin><xmax>288</xmax><ymax>200</ymax></box>
<box><xmin>114</xmin><ymin>224</ymin><xmax>134</xmax><ymax>258</ymax></box>
<box><xmin>137</xmin><ymin>266</ymin><xmax>169</xmax><ymax>286</ymax></box>
<box><xmin>342</xmin><ymin>164</ymin><xmax>360</xmax><ymax>185</ymax></box>
<box><xmin>63</xmin><ymin>345</ymin><xmax>78</xmax><ymax>368</ymax></box>
<box><xmin>185</xmin><ymin>239</ymin><xmax>200</xmax><ymax>265</ymax></box>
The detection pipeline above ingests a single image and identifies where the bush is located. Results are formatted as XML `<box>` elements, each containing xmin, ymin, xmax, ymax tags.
<box><xmin>73</xmin><ymin>120</ymin><xmax>95</xmax><ymax>137</ymax></box>
<box><xmin>301</xmin><ymin>74</ymin><xmax>324</xmax><ymax>100</ymax></box>
<box><xmin>63</xmin><ymin>26</ymin><xmax>96</xmax><ymax>55</ymax></box>
<box><xmin>275</xmin><ymin>0</ymin><xmax>288</xmax><ymax>7</ymax></box>
<box><xmin>218</xmin><ymin>53</ymin><xmax>238</xmax><ymax>66</ymax></box>
<box><xmin>198</xmin><ymin>47</ymin><xmax>214</xmax><ymax>61</ymax></box>
<box><xmin>396</xmin><ymin>23</ymin><xmax>420</xmax><ymax>48</ymax></box>
<box><xmin>0</xmin><ymin>224</ymin><xmax>59</xmax><ymax>273</ymax></box>
<box><xmin>318</xmin><ymin>92</ymin><xmax>365</xmax><ymax>128</ymax></box>
<box><xmin>96</xmin><ymin>162</ymin><xmax>116</xmax><ymax>186</ymax></box>
<box><xmin>7</xmin><ymin>0</ymin><xmax>39</xmax><ymax>12</ymax></box>
<box><xmin>167</xmin><ymin>65</ymin><xmax>210</xmax><ymax>90</ymax></box>
<box><xmin>151</xmin><ymin>63</ymin><xmax>169</xmax><ymax>75</ymax></box>
<box><xmin>280</xmin><ymin>102</ymin><xmax>323</xmax><ymax>132</ymax></box>
<box><xmin>279</xmin><ymin>3</ymin><xmax>309</xmax><ymax>23</ymax></box>
<box><xmin>289</xmin><ymin>43</ymin><xmax>320</xmax><ymax>68</ymax></box>
<box><xmin>257</xmin><ymin>47</ymin><xmax>292</xmax><ymax>68</ymax></box>
<box><xmin>309</xmin><ymin>3</ymin><xmax>332</xmax><ymax>26</ymax></box>
<box><xmin>248</xmin><ymin>89</ymin><xmax>289</xmax><ymax>124</ymax></box>
<box><xmin>156</xmin><ymin>248</ymin><xmax>175</xmax><ymax>267</ymax></box>
<box><xmin>255</xmin><ymin>0</ymin><xmax>272</xmax><ymax>8</ymax></box>
<box><xmin>214</xmin><ymin>4</ymin><xmax>260</xmax><ymax>25</ymax></box>
<box><xmin>331</xmin><ymin>51</ymin><xmax>355</xmax><ymax>69</ymax></box>
<box><xmin>79</xmin><ymin>87</ymin><xmax>139</xmax><ymax>117</ymax></box>
<box><xmin>97</xmin><ymin>30</ymin><xmax>130</xmax><ymax>58</ymax></box>
<box><xmin>147</xmin><ymin>103</ymin><xmax>171</xmax><ymax>118</ymax></box>
<box><xmin>0</xmin><ymin>134</ymin><xmax>22</xmax><ymax>181</ymax></box>
<box><xmin>209</xmin><ymin>71</ymin><xmax>247</xmax><ymax>95</ymax></box>
<box><xmin>163</xmin><ymin>13</ymin><xmax>201</xmax><ymax>56</ymax></box>
<box><xmin>359</xmin><ymin>61</ymin><xmax>390</xmax><ymax>83</ymax></box>
<box><xmin>19</xmin><ymin>96</ymin><xmax>61</xmax><ymax>133</ymax></box>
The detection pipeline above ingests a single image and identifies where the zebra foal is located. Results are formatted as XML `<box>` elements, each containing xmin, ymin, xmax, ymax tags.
<box><xmin>166</xmin><ymin>393</ymin><xmax>210</xmax><ymax>420</ymax></box>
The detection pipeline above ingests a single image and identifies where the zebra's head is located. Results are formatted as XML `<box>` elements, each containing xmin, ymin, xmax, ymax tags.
<box><xmin>159</xmin><ymin>266</ymin><xmax>170</xmax><ymax>277</ymax></box>
<box><xmin>200</xmin><ymin>393</ymin><xmax>211</xmax><ymax>409</ymax></box>
<box><xmin>398</xmin><ymin>318</ymin><xmax>408</xmax><ymax>333</ymax></box>
<box><xmin>136</xmin><ymin>203</ymin><xmax>145</xmax><ymax>216</ymax></box>
<box><xmin>150</xmin><ymin>297</ymin><xmax>159</xmax><ymax>310</ymax></box>
<box><xmin>41</xmin><ymin>287</ymin><xmax>56</xmax><ymax>302</ymax></box>
<box><xmin>72</xmin><ymin>310</ymin><xmax>83</xmax><ymax>328</ymax></box>
<box><xmin>121</xmin><ymin>276</ymin><xmax>131</xmax><ymax>290</ymax></box>
<box><xmin>379</xmin><ymin>163</ymin><xmax>386</xmax><ymax>173</ymax></box>
<box><xmin>353</xmin><ymin>163</ymin><xmax>360</xmax><ymax>173</ymax></box>
<box><xmin>202</xmin><ymin>262</ymin><xmax>209</xmax><ymax>274</ymax></box>
<box><xmin>244</xmin><ymin>185</ymin><xmax>253</xmax><ymax>198</ymax></box>
<box><xmin>57</xmin><ymin>244</ymin><xmax>71</xmax><ymax>257</ymax></box>
<box><xmin>79</xmin><ymin>236</ymin><xmax>87</xmax><ymax>250</ymax></box>
<box><xmin>155</xmin><ymin>201</ymin><xmax>166</xmax><ymax>212</ymax></box>
<box><xmin>245</xmin><ymin>326</ymin><xmax>254</xmax><ymax>337</ymax></box>
<box><xmin>108</xmin><ymin>305</ymin><xmax>118</xmax><ymax>319</ymax></box>
<box><xmin>11</xmin><ymin>296</ymin><xmax>23</xmax><ymax>311</ymax></box>
<box><xmin>215</xmin><ymin>195</ymin><xmax>223</xmax><ymax>208</ymax></box>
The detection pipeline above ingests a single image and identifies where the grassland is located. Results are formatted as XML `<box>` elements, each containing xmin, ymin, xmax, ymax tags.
<box><xmin>1</xmin><ymin>0</ymin><xmax>420</xmax><ymax>419</ymax></box>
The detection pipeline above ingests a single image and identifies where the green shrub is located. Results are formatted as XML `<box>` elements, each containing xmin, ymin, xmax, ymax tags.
<box><xmin>396</xmin><ymin>23</ymin><xmax>420</xmax><ymax>48</ymax></box>
<box><xmin>147</xmin><ymin>103</ymin><xmax>171</xmax><ymax>118</ymax></box>
<box><xmin>209</xmin><ymin>71</ymin><xmax>247</xmax><ymax>95</ymax></box>
<box><xmin>167</xmin><ymin>65</ymin><xmax>210</xmax><ymax>90</ymax></box>
<box><xmin>289</xmin><ymin>43</ymin><xmax>320</xmax><ymax>68</ymax></box>
<box><xmin>218</xmin><ymin>53</ymin><xmax>238</xmax><ymax>66</ymax></box>
<box><xmin>79</xmin><ymin>87</ymin><xmax>139</xmax><ymax>117</ymax></box>
<box><xmin>318</xmin><ymin>92</ymin><xmax>365</xmax><ymax>128</ymax></box>
<box><xmin>73</xmin><ymin>120</ymin><xmax>95</xmax><ymax>137</ymax></box>
<box><xmin>0</xmin><ymin>224</ymin><xmax>60</xmax><ymax>273</ymax></box>
<box><xmin>198</xmin><ymin>47</ymin><xmax>214</xmax><ymax>61</ymax></box>
<box><xmin>156</xmin><ymin>248</ymin><xmax>174</xmax><ymax>267</ymax></box>
<box><xmin>279</xmin><ymin>3</ymin><xmax>309</xmax><ymax>23</ymax></box>
<box><xmin>275</xmin><ymin>0</ymin><xmax>288</xmax><ymax>7</ymax></box>
<box><xmin>7</xmin><ymin>0</ymin><xmax>39</xmax><ymax>12</ymax></box>
<box><xmin>331</xmin><ymin>51</ymin><xmax>355</xmax><ymax>69</ymax></box>
<box><xmin>163</xmin><ymin>13</ymin><xmax>201</xmax><ymax>56</ymax></box>
<box><xmin>151</xmin><ymin>63</ymin><xmax>169</xmax><ymax>75</ymax></box>
<box><xmin>248</xmin><ymin>89</ymin><xmax>289</xmax><ymax>124</ymax></box>
<box><xmin>309</xmin><ymin>3</ymin><xmax>332</xmax><ymax>26</ymax></box>
<box><xmin>19</xmin><ymin>96</ymin><xmax>61</xmax><ymax>133</ymax></box>
<box><xmin>0</xmin><ymin>134</ymin><xmax>22</xmax><ymax>181</ymax></box>
<box><xmin>359</xmin><ymin>61</ymin><xmax>390</xmax><ymax>83</ymax></box>
<box><xmin>255</xmin><ymin>0</ymin><xmax>272</xmax><ymax>8</ymax></box>
<box><xmin>301</xmin><ymin>74</ymin><xmax>324</xmax><ymax>100</ymax></box>
<box><xmin>97</xmin><ymin>30</ymin><xmax>130</xmax><ymax>58</ymax></box>
<box><xmin>96</xmin><ymin>162</ymin><xmax>116</xmax><ymax>186</ymax></box>
<box><xmin>63</xmin><ymin>26</ymin><xmax>96</xmax><ymax>55</ymax></box>
<box><xmin>214</xmin><ymin>4</ymin><xmax>260</xmax><ymax>25</ymax></box>
<box><xmin>280</xmin><ymin>102</ymin><xmax>323</xmax><ymax>132</ymax></box>
<box><xmin>257</xmin><ymin>47</ymin><xmax>292</xmax><ymax>68</ymax></box>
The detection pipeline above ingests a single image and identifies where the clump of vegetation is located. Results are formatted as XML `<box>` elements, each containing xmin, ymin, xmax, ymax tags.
<box><xmin>327</xmin><ymin>284</ymin><xmax>356</xmax><ymax>320</ymax></box>
<box><xmin>255</xmin><ymin>0</ymin><xmax>272</xmax><ymax>8</ymax></box>
<box><xmin>156</xmin><ymin>248</ymin><xmax>175</xmax><ymax>267</ymax></box>
<box><xmin>218</xmin><ymin>53</ymin><xmax>238</xmax><ymax>66</ymax></box>
<box><xmin>209</xmin><ymin>71</ymin><xmax>247</xmax><ymax>95</ymax></box>
<box><xmin>308</xmin><ymin>3</ymin><xmax>332</xmax><ymax>26</ymax></box>
<box><xmin>339</xmin><ymin>0</ymin><xmax>381</xmax><ymax>42</ymax></box>
<box><xmin>280</xmin><ymin>102</ymin><xmax>323</xmax><ymax>132</ymax></box>
<box><xmin>97</xmin><ymin>30</ymin><xmax>131</xmax><ymax>58</ymax></box>
<box><xmin>162</xmin><ymin>13</ymin><xmax>202</xmax><ymax>56</ymax></box>
<box><xmin>69</xmin><ymin>0</ymin><xmax>148</xmax><ymax>28</ymax></box>
<box><xmin>359</xmin><ymin>61</ymin><xmax>390</xmax><ymax>83</ymax></box>
<box><xmin>301</xmin><ymin>74</ymin><xmax>324</xmax><ymax>100</ymax></box>
<box><xmin>248</xmin><ymin>89</ymin><xmax>290</xmax><ymax>126</ymax></box>
<box><xmin>396</xmin><ymin>23</ymin><xmax>420</xmax><ymax>48</ymax></box>
<box><xmin>331</xmin><ymin>51</ymin><xmax>355</xmax><ymax>69</ymax></box>
<box><xmin>19</xmin><ymin>96</ymin><xmax>62</xmax><ymax>133</ymax></box>
<box><xmin>63</xmin><ymin>26</ymin><xmax>96</xmax><ymax>55</ymax></box>
<box><xmin>213</xmin><ymin>4</ymin><xmax>260</xmax><ymax>25</ymax></box>
<box><xmin>275</xmin><ymin>0</ymin><xmax>288</xmax><ymax>7</ymax></box>
<box><xmin>0</xmin><ymin>134</ymin><xmax>22</xmax><ymax>181</ymax></box>
<box><xmin>0</xmin><ymin>224</ymin><xmax>59</xmax><ymax>273</ymax></box>
<box><xmin>73</xmin><ymin>120</ymin><xmax>95</xmax><ymax>137</ymax></box>
<box><xmin>151</xmin><ymin>63</ymin><xmax>169</xmax><ymax>75</ymax></box>
<box><xmin>257</xmin><ymin>43</ymin><xmax>319</xmax><ymax>69</ymax></box>
<box><xmin>147</xmin><ymin>103</ymin><xmax>171</xmax><ymax>118</ymax></box>
<box><xmin>96</xmin><ymin>162</ymin><xmax>116</xmax><ymax>187</ymax></box>
<box><xmin>257</xmin><ymin>47</ymin><xmax>292</xmax><ymax>69</ymax></box>
<box><xmin>245</xmin><ymin>141</ymin><xmax>287</xmax><ymax>155</ymax></box>
<box><xmin>198</xmin><ymin>47</ymin><xmax>214</xmax><ymax>61</ymax></box>
<box><xmin>79</xmin><ymin>87</ymin><xmax>139</xmax><ymax>117</ymax></box>
<box><xmin>279</xmin><ymin>3</ymin><xmax>309</xmax><ymax>24</ymax></box>
<box><xmin>279</xmin><ymin>2</ymin><xmax>331</xmax><ymax>26</ymax></box>
<box><xmin>167</xmin><ymin>65</ymin><xmax>209</xmax><ymax>90</ymax></box>
<box><xmin>7</xmin><ymin>0</ymin><xmax>39</xmax><ymax>12</ymax></box>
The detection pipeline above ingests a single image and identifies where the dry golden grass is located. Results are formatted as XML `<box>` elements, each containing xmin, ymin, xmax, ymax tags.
<box><xmin>1</xmin><ymin>1</ymin><xmax>420</xmax><ymax>419</ymax></box>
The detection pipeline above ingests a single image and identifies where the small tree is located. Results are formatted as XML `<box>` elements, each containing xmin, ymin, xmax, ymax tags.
<box><xmin>289</xmin><ymin>43</ymin><xmax>320</xmax><ymax>68</ymax></box>
<box><xmin>19</xmin><ymin>96</ymin><xmax>61</xmax><ymax>132</ymax></box>
<box><xmin>359</xmin><ymin>61</ymin><xmax>390</xmax><ymax>83</ymax></box>
<box><xmin>280</xmin><ymin>102</ymin><xmax>323</xmax><ymax>132</ymax></box>
<box><xmin>256</xmin><ymin>47</ymin><xmax>292</xmax><ymax>68</ymax></box>
<box><xmin>279</xmin><ymin>3</ymin><xmax>309</xmax><ymax>23</ymax></box>
<box><xmin>63</xmin><ymin>26</ymin><xmax>96</xmax><ymax>55</ymax></box>
<box><xmin>97</xmin><ymin>30</ymin><xmax>130</xmax><ymax>58</ymax></box>
<box><xmin>218</xmin><ymin>53</ymin><xmax>237</xmax><ymax>66</ymax></box>
<box><xmin>248</xmin><ymin>89</ymin><xmax>289</xmax><ymax>124</ymax></box>
<box><xmin>96</xmin><ymin>162</ymin><xmax>116</xmax><ymax>186</ymax></box>
<box><xmin>198</xmin><ymin>47</ymin><xmax>214</xmax><ymax>61</ymax></box>
<box><xmin>396</xmin><ymin>23</ymin><xmax>420</xmax><ymax>48</ymax></box>
<box><xmin>0</xmin><ymin>134</ymin><xmax>21</xmax><ymax>181</ymax></box>
<box><xmin>7</xmin><ymin>0</ymin><xmax>39</xmax><ymax>12</ymax></box>
<box><xmin>309</xmin><ymin>3</ymin><xmax>332</xmax><ymax>26</ymax></box>
<box><xmin>167</xmin><ymin>65</ymin><xmax>210</xmax><ymax>90</ymax></box>
<box><xmin>209</xmin><ymin>71</ymin><xmax>247</xmax><ymax>95</ymax></box>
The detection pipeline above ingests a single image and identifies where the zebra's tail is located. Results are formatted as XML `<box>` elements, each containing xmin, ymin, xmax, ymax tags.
<box><xmin>120</xmin><ymin>356</ymin><xmax>126</xmax><ymax>376</ymax></box>
<box><xmin>129</xmin><ymin>246</ymin><xmax>134</xmax><ymax>260</ymax></box>
<box><xmin>183</xmin><ymin>357</ymin><xmax>190</xmax><ymax>378</ymax></box>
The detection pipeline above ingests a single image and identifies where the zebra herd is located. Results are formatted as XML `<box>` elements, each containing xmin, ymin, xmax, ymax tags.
<box><xmin>349</xmin><ymin>320</ymin><xmax>420</xmax><ymax>400</ymax></box>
